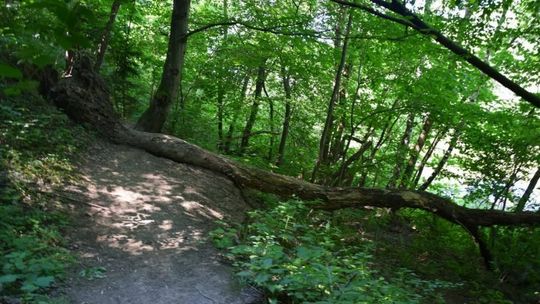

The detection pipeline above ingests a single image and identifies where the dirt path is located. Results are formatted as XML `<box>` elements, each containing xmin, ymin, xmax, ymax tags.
<box><xmin>57</xmin><ymin>142</ymin><xmax>261</xmax><ymax>304</ymax></box>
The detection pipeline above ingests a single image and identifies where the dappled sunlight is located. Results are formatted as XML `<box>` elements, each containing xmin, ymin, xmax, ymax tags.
<box><xmin>180</xmin><ymin>200</ymin><xmax>224</xmax><ymax>220</ymax></box>
<box><xmin>63</xmin><ymin>143</ymin><xmax>249</xmax><ymax>259</ymax></box>
<box><xmin>56</xmin><ymin>143</ymin><xmax>257</xmax><ymax>303</ymax></box>
<box><xmin>111</xmin><ymin>212</ymin><xmax>155</xmax><ymax>230</ymax></box>
<box><xmin>155</xmin><ymin>229</ymin><xmax>205</xmax><ymax>250</ymax></box>
<box><xmin>97</xmin><ymin>234</ymin><xmax>154</xmax><ymax>255</ymax></box>
<box><xmin>109</xmin><ymin>187</ymin><xmax>143</xmax><ymax>203</ymax></box>
<box><xmin>159</xmin><ymin>219</ymin><xmax>174</xmax><ymax>231</ymax></box>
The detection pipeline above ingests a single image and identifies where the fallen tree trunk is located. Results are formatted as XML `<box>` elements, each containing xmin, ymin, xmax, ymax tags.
<box><xmin>50</xmin><ymin>58</ymin><xmax>540</xmax><ymax>268</ymax></box>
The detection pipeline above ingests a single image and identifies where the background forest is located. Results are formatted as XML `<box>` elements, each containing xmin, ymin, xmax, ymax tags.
<box><xmin>1</xmin><ymin>0</ymin><xmax>540</xmax><ymax>303</ymax></box>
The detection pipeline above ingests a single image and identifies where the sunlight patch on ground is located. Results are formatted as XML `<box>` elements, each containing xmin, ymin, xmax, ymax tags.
<box><xmin>97</xmin><ymin>234</ymin><xmax>154</xmax><ymax>255</ymax></box>
<box><xmin>159</xmin><ymin>219</ymin><xmax>174</xmax><ymax>231</ymax></box>
<box><xmin>110</xmin><ymin>187</ymin><xmax>143</xmax><ymax>203</ymax></box>
<box><xmin>180</xmin><ymin>201</ymin><xmax>224</xmax><ymax>220</ymax></box>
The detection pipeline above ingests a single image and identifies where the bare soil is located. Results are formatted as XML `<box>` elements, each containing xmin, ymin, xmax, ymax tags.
<box><xmin>56</xmin><ymin>141</ymin><xmax>262</xmax><ymax>304</ymax></box>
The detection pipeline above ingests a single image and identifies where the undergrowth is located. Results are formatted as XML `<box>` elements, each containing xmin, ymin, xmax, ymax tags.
<box><xmin>211</xmin><ymin>200</ymin><xmax>458</xmax><ymax>303</ymax></box>
<box><xmin>212</xmin><ymin>199</ymin><xmax>539</xmax><ymax>303</ymax></box>
<box><xmin>0</xmin><ymin>94</ymin><xmax>89</xmax><ymax>302</ymax></box>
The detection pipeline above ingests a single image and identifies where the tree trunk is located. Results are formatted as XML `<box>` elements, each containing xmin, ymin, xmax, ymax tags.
<box><xmin>411</xmin><ymin>128</ymin><xmax>445</xmax><ymax>188</ymax></box>
<box><xmin>265</xmin><ymin>84</ymin><xmax>275</xmax><ymax>161</ymax></box>
<box><xmin>333</xmin><ymin>139</ymin><xmax>372</xmax><ymax>186</ymax></box>
<box><xmin>400</xmin><ymin>114</ymin><xmax>433</xmax><ymax>188</ymax></box>
<box><xmin>276</xmin><ymin>66</ymin><xmax>293</xmax><ymax>167</ymax></box>
<box><xmin>387</xmin><ymin>113</ymin><xmax>415</xmax><ymax>189</ymax></box>
<box><xmin>418</xmin><ymin>125</ymin><xmax>462</xmax><ymax>191</ymax></box>
<box><xmin>328</xmin><ymin>63</ymin><xmax>352</xmax><ymax>164</ymax></box>
<box><xmin>50</xmin><ymin>60</ymin><xmax>540</xmax><ymax>272</ymax></box>
<box><xmin>224</xmin><ymin>74</ymin><xmax>250</xmax><ymax>154</ymax></box>
<box><xmin>135</xmin><ymin>0</ymin><xmax>191</xmax><ymax>133</ymax></box>
<box><xmin>95</xmin><ymin>0</ymin><xmax>122</xmax><ymax>72</ymax></box>
<box><xmin>312</xmin><ymin>12</ymin><xmax>353</xmax><ymax>181</ymax></box>
<box><xmin>239</xmin><ymin>63</ymin><xmax>266</xmax><ymax>155</ymax></box>
<box><xmin>515</xmin><ymin>168</ymin><xmax>540</xmax><ymax>212</ymax></box>
<box><xmin>217</xmin><ymin>86</ymin><xmax>225</xmax><ymax>150</ymax></box>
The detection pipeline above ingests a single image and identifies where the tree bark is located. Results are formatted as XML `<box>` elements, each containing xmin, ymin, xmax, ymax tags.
<box><xmin>312</xmin><ymin>12</ymin><xmax>353</xmax><ymax>181</ymax></box>
<box><xmin>217</xmin><ymin>85</ymin><xmax>225</xmax><ymax>150</ymax></box>
<box><xmin>276</xmin><ymin>66</ymin><xmax>293</xmax><ymax>167</ymax></box>
<box><xmin>411</xmin><ymin>128</ymin><xmax>444</xmax><ymax>188</ymax></box>
<box><xmin>135</xmin><ymin>0</ymin><xmax>191</xmax><ymax>133</ymax></box>
<box><xmin>400</xmin><ymin>114</ymin><xmax>433</xmax><ymax>188</ymax></box>
<box><xmin>333</xmin><ymin>139</ymin><xmax>372</xmax><ymax>187</ymax></box>
<box><xmin>387</xmin><ymin>113</ymin><xmax>415</xmax><ymax>189</ymax></box>
<box><xmin>515</xmin><ymin>167</ymin><xmax>540</xmax><ymax>212</ymax></box>
<box><xmin>333</xmin><ymin>66</ymin><xmax>365</xmax><ymax>185</ymax></box>
<box><xmin>224</xmin><ymin>74</ymin><xmax>250</xmax><ymax>154</ymax></box>
<box><xmin>239</xmin><ymin>63</ymin><xmax>266</xmax><ymax>155</ymax></box>
<box><xmin>95</xmin><ymin>0</ymin><xmax>122</xmax><ymax>72</ymax></box>
<box><xmin>357</xmin><ymin>100</ymin><xmax>400</xmax><ymax>187</ymax></box>
<box><xmin>418</xmin><ymin>125</ymin><xmax>462</xmax><ymax>191</ymax></box>
<box><xmin>265</xmin><ymin>84</ymin><xmax>275</xmax><ymax>161</ymax></box>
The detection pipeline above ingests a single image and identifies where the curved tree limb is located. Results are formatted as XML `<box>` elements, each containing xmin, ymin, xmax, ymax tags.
<box><xmin>330</xmin><ymin>0</ymin><xmax>540</xmax><ymax>108</ymax></box>
<box><xmin>50</xmin><ymin>60</ymin><xmax>540</xmax><ymax>230</ymax></box>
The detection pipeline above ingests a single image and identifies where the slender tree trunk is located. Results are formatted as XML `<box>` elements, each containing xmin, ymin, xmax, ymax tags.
<box><xmin>216</xmin><ymin>0</ymin><xmax>230</xmax><ymax>151</ymax></box>
<box><xmin>95</xmin><ymin>0</ymin><xmax>122</xmax><ymax>72</ymax></box>
<box><xmin>387</xmin><ymin>113</ymin><xmax>415</xmax><ymax>188</ymax></box>
<box><xmin>265</xmin><ymin>84</ymin><xmax>275</xmax><ymax>161</ymax></box>
<box><xmin>490</xmin><ymin>165</ymin><xmax>520</xmax><ymax>210</ymax></box>
<box><xmin>224</xmin><ymin>74</ymin><xmax>250</xmax><ymax>154</ymax></box>
<box><xmin>312</xmin><ymin>12</ymin><xmax>353</xmax><ymax>181</ymax></box>
<box><xmin>135</xmin><ymin>0</ymin><xmax>191</xmax><ymax>133</ymax></box>
<box><xmin>333</xmin><ymin>135</ymin><xmax>372</xmax><ymax>186</ymax></box>
<box><xmin>239</xmin><ymin>63</ymin><xmax>266</xmax><ymax>155</ymax></box>
<box><xmin>276</xmin><ymin>66</ymin><xmax>293</xmax><ymax>167</ymax></box>
<box><xmin>330</xmin><ymin>63</ymin><xmax>365</xmax><ymax>186</ymax></box>
<box><xmin>358</xmin><ymin>108</ymin><xmax>399</xmax><ymax>187</ymax></box>
<box><xmin>64</xmin><ymin>50</ymin><xmax>75</xmax><ymax>76</ymax></box>
<box><xmin>418</xmin><ymin>125</ymin><xmax>462</xmax><ymax>191</ymax></box>
<box><xmin>328</xmin><ymin>63</ymin><xmax>352</xmax><ymax>163</ymax></box>
<box><xmin>400</xmin><ymin>114</ymin><xmax>433</xmax><ymax>188</ymax></box>
<box><xmin>515</xmin><ymin>168</ymin><xmax>540</xmax><ymax>212</ymax></box>
<box><xmin>411</xmin><ymin>128</ymin><xmax>445</xmax><ymax>187</ymax></box>
<box><xmin>217</xmin><ymin>86</ymin><xmax>225</xmax><ymax>150</ymax></box>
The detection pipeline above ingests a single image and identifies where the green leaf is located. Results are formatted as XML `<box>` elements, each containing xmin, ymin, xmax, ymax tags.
<box><xmin>0</xmin><ymin>274</ymin><xmax>20</xmax><ymax>284</ymax></box>
<box><xmin>254</xmin><ymin>273</ymin><xmax>270</xmax><ymax>284</ymax></box>
<box><xmin>0</xmin><ymin>63</ymin><xmax>22</xmax><ymax>79</ymax></box>
<box><xmin>34</xmin><ymin>276</ymin><xmax>55</xmax><ymax>287</ymax></box>
<box><xmin>21</xmin><ymin>282</ymin><xmax>39</xmax><ymax>292</ymax></box>
<box><xmin>262</xmin><ymin>258</ymin><xmax>273</xmax><ymax>268</ymax></box>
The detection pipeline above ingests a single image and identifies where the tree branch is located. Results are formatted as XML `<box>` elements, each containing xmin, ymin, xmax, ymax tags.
<box><xmin>186</xmin><ymin>18</ymin><xmax>417</xmax><ymax>41</ymax></box>
<box><xmin>330</xmin><ymin>0</ymin><xmax>540</xmax><ymax>108</ymax></box>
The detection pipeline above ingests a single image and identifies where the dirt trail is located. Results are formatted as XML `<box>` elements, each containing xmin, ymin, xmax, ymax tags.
<box><xmin>57</xmin><ymin>142</ymin><xmax>261</xmax><ymax>304</ymax></box>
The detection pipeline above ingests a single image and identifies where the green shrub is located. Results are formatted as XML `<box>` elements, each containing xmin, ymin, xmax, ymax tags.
<box><xmin>211</xmin><ymin>201</ymin><xmax>458</xmax><ymax>303</ymax></box>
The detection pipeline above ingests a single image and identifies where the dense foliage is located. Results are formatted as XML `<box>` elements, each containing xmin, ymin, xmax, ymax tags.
<box><xmin>1</xmin><ymin>0</ymin><xmax>539</xmax><ymax>302</ymax></box>
<box><xmin>211</xmin><ymin>198</ymin><xmax>540</xmax><ymax>303</ymax></box>
<box><xmin>212</xmin><ymin>201</ymin><xmax>462</xmax><ymax>303</ymax></box>
<box><xmin>0</xmin><ymin>96</ymin><xmax>89</xmax><ymax>301</ymax></box>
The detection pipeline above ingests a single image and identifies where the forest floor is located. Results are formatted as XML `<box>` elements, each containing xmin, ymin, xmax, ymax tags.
<box><xmin>53</xmin><ymin>141</ymin><xmax>262</xmax><ymax>304</ymax></box>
